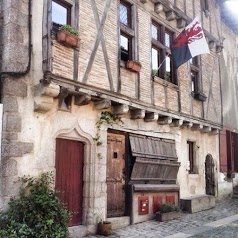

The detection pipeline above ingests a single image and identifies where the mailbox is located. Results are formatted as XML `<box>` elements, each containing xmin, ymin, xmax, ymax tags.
<box><xmin>138</xmin><ymin>196</ymin><xmax>149</xmax><ymax>215</ymax></box>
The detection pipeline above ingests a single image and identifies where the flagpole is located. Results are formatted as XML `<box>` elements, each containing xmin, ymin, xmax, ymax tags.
<box><xmin>152</xmin><ymin>54</ymin><xmax>168</xmax><ymax>78</ymax></box>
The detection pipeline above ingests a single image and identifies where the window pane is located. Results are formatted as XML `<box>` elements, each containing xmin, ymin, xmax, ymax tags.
<box><xmin>165</xmin><ymin>32</ymin><xmax>171</xmax><ymax>47</ymax></box>
<box><xmin>164</xmin><ymin>56</ymin><xmax>171</xmax><ymax>81</ymax></box>
<box><xmin>120</xmin><ymin>35</ymin><xmax>130</xmax><ymax>61</ymax></box>
<box><xmin>152</xmin><ymin>48</ymin><xmax>159</xmax><ymax>76</ymax></box>
<box><xmin>120</xmin><ymin>3</ymin><xmax>129</xmax><ymax>26</ymax></box>
<box><xmin>151</xmin><ymin>24</ymin><xmax>158</xmax><ymax>40</ymax></box>
<box><xmin>52</xmin><ymin>1</ymin><xmax>68</xmax><ymax>25</ymax></box>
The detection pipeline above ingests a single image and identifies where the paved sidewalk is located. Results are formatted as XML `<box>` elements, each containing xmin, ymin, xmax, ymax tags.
<box><xmin>86</xmin><ymin>198</ymin><xmax>238</xmax><ymax>238</ymax></box>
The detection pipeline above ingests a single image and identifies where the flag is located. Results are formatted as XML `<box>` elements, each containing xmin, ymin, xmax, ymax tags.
<box><xmin>171</xmin><ymin>17</ymin><xmax>210</xmax><ymax>68</ymax></box>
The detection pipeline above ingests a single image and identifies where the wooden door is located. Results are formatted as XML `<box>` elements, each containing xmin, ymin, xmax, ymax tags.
<box><xmin>205</xmin><ymin>155</ymin><xmax>215</xmax><ymax>196</ymax></box>
<box><xmin>55</xmin><ymin>138</ymin><xmax>84</xmax><ymax>226</ymax></box>
<box><xmin>107</xmin><ymin>133</ymin><xmax>126</xmax><ymax>217</ymax></box>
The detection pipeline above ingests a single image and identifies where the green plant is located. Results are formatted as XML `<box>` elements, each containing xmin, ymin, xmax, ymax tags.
<box><xmin>0</xmin><ymin>172</ymin><xmax>69</xmax><ymax>238</ymax></box>
<box><xmin>157</xmin><ymin>203</ymin><xmax>180</xmax><ymax>213</ymax></box>
<box><xmin>94</xmin><ymin>111</ymin><xmax>122</xmax><ymax>147</ymax></box>
<box><xmin>59</xmin><ymin>24</ymin><xmax>79</xmax><ymax>36</ymax></box>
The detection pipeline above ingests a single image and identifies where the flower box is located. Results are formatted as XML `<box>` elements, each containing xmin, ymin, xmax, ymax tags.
<box><xmin>192</xmin><ymin>91</ymin><xmax>207</xmax><ymax>102</ymax></box>
<box><xmin>155</xmin><ymin>211</ymin><xmax>181</xmax><ymax>222</ymax></box>
<box><xmin>57</xmin><ymin>30</ymin><xmax>80</xmax><ymax>48</ymax></box>
<box><xmin>126</xmin><ymin>60</ymin><xmax>142</xmax><ymax>72</ymax></box>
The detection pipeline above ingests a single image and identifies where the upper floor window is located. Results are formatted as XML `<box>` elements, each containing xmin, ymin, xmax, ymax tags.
<box><xmin>151</xmin><ymin>21</ymin><xmax>176</xmax><ymax>84</ymax></box>
<box><xmin>190</xmin><ymin>56</ymin><xmax>200</xmax><ymax>93</ymax></box>
<box><xmin>201</xmin><ymin>0</ymin><xmax>209</xmax><ymax>17</ymax></box>
<box><xmin>119</xmin><ymin>1</ymin><xmax>134</xmax><ymax>62</ymax></box>
<box><xmin>52</xmin><ymin>0</ymin><xmax>71</xmax><ymax>30</ymax></box>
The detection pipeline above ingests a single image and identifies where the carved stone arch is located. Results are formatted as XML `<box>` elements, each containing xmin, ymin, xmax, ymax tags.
<box><xmin>54</xmin><ymin>123</ymin><xmax>96</xmax><ymax>225</ymax></box>
<box><xmin>205</xmin><ymin>154</ymin><xmax>216</xmax><ymax>196</ymax></box>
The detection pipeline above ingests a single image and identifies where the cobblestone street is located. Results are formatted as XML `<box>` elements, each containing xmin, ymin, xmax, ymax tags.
<box><xmin>86</xmin><ymin>198</ymin><xmax>238</xmax><ymax>238</ymax></box>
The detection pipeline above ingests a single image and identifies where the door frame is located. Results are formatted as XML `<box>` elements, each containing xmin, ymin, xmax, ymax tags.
<box><xmin>54</xmin><ymin>125</ymin><xmax>94</xmax><ymax>225</ymax></box>
<box><xmin>107</xmin><ymin>129</ymin><xmax>131</xmax><ymax>217</ymax></box>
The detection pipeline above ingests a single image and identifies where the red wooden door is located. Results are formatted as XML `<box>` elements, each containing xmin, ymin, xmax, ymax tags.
<box><xmin>55</xmin><ymin>138</ymin><xmax>84</xmax><ymax>226</ymax></box>
<box><xmin>107</xmin><ymin>133</ymin><xmax>126</xmax><ymax>217</ymax></box>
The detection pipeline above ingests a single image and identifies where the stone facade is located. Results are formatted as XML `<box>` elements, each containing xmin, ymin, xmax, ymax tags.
<box><xmin>0</xmin><ymin>0</ymin><xmax>234</xmax><ymax>236</ymax></box>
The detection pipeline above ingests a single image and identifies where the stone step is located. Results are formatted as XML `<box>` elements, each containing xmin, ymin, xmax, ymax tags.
<box><xmin>233</xmin><ymin>186</ymin><xmax>238</xmax><ymax>194</ymax></box>
<box><xmin>106</xmin><ymin>216</ymin><xmax>130</xmax><ymax>230</ymax></box>
<box><xmin>232</xmin><ymin>194</ymin><xmax>238</xmax><ymax>199</ymax></box>
<box><xmin>180</xmin><ymin>194</ymin><xmax>215</xmax><ymax>213</ymax></box>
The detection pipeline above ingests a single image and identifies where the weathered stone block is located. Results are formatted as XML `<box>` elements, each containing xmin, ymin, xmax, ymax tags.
<box><xmin>6</xmin><ymin>114</ymin><xmax>22</xmax><ymax>132</ymax></box>
<box><xmin>1</xmin><ymin>158</ymin><xmax>18</xmax><ymax>176</ymax></box>
<box><xmin>2</xmin><ymin>132</ymin><xmax>18</xmax><ymax>141</ymax></box>
<box><xmin>2</xmin><ymin>78</ymin><xmax>27</xmax><ymax>97</ymax></box>
<box><xmin>180</xmin><ymin>195</ymin><xmax>215</xmax><ymax>213</ymax></box>
<box><xmin>2</xmin><ymin>142</ymin><xmax>33</xmax><ymax>157</ymax></box>
<box><xmin>2</xmin><ymin>96</ymin><xmax>18</xmax><ymax>112</ymax></box>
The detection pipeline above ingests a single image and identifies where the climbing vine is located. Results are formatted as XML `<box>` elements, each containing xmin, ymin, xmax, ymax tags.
<box><xmin>94</xmin><ymin>111</ymin><xmax>121</xmax><ymax>147</ymax></box>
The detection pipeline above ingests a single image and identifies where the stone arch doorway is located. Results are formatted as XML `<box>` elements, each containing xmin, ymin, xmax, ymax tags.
<box><xmin>205</xmin><ymin>154</ymin><xmax>215</xmax><ymax>196</ymax></box>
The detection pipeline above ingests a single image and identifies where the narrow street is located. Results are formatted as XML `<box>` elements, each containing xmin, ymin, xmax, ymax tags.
<box><xmin>87</xmin><ymin>198</ymin><xmax>238</xmax><ymax>238</ymax></box>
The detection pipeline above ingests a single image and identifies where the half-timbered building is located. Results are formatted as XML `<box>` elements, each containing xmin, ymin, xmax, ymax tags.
<box><xmin>0</xmin><ymin>0</ymin><xmax>234</xmax><ymax>236</ymax></box>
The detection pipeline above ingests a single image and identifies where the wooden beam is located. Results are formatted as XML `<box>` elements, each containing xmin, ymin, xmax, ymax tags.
<box><xmin>144</xmin><ymin>112</ymin><xmax>159</xmax><ymax>122</ymax></box>
<box><xmin>130</xmin><ymin>109</ymin><xmax>145</xmax><ymax>119</ymax></box>
<box><xmin>158</xmin><ymin>116</ymin><xmax>172</xmax><ymax>125</ymax></box>
<box><xmin>94</xmin><ymin>99</ymin><xmax>111</xmax><ymax>110</ymax></box>
<box><xmin>82</xmin><ymin>0</ymin><xmax>112</xmax><ymax>83</ymax></box>
<box><xmin>140</xmin><ymin>0</ymin><xmax>148</xmax><ymax>3</ymax></box>
<box><xmin>112</xmin><ymin>104</ymin><xmax>129</xmax><ymax>115</ymax></box>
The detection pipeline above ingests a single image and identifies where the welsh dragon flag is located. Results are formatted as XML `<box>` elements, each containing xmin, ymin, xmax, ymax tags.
<box><xmin>171</xmin><ymin>17</ymin><xmax>210</xmax><ymax>68</ymax></box>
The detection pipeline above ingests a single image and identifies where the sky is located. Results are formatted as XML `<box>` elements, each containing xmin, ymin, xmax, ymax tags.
<box><xmin>225</xmin><ymin>1</ymin><xmax>238</xmax><ymax>15</ymax></box>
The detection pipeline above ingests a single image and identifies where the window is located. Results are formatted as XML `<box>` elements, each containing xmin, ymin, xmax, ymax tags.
<box><xmin>52</xmin><ymin>0</ymin><xmax>71</xmax><ymax>30</ymax></box>
<box><xmin>190</xmin><ymin>56</ymin><xmax>200</xmax><ymax>93</ymax></box>
<box><xmin>119</xmin><ymin>1</ymin><xmax>134</xmax><ymax>62</ymax></box>
<box><xmin>187</xmin><ymin>141</ymin><xmax>197</xmax><ymax>174</ymax></box>
<box><xmin>201</xmin><ymin>0</ymin><xmax>209</xmax><ymax>17</ymax></box>
<box><xmin>151</xmin><ymin>21</ymin><xmax>176</xmax><ymax>84</ymax></box>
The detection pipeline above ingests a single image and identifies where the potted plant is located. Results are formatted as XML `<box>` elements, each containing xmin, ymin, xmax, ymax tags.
<box><xmin>155</xmin><ymin>203</ymin><xmax>181</xmax><ymax>222</ymax></box>
<box><xmin>57</xmin><ymin>24</ymin><xmax>80</xmax><ymax>48</ymax></box>
<box><xmin>97</xmin><ymin>221</ymin><xmax>112</xmax><ymax>236</ymax></box>
<box><xmin>126</xmin><ymin>60</ymin><xmax>142</xmax><ymax>72</ymax></box>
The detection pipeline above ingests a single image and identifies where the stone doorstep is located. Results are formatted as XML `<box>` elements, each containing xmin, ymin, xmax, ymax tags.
<box><xmin>180</xmin><ymin>194</ymin><xmax>215</xmax><ymax>213</ymax></box>
<box><xmin>106</xmin><ymin>216</ymin><xmax>130</xmax><ymax>230</ymax></box>
<box><xmin>68</xmin><ymin>225</ymin><xmax>88</xmax><ymax>238</ymax></box>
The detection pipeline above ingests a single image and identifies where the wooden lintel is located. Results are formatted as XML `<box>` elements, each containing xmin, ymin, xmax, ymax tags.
<box><xmin>130</xmin><ymin>109</ymin><xmax>145</xmax><ymax>119</ymax></box>
<box><xmin>144</xmin><ymin>112</ymin><xmax>159</xmax><ymax>122</ymax></box>
<box><xmin>166</xmin><ymin>11</ymin><xmax>176</xmax><ymax>21</ymax></box>
<box><xmin>210</xmin><ymin>128</ymin><xmax>219</xmax><ymax>135</ymax></box>
<box><xmin>170</xmin><ymin>119</ymin><xmax>183</xmax><ymax>127</ymax></box>
<box><xmin>140</xmin><ymin>0</ymin><xmax>148</xmax><ymax>3</ymax></box>
<box><xmin>177</xmin><ymin>18</ymin><xmax>186</xmax><ymax>29</ymax></box>
<box><xmin>112</xmin><ymin>104</ymin><xmax>129</xmax><ymax>115</ymax></box>
<box><xmin>158</xmin><ymin>116</ymin><xmax>172</xmax><ymax>125</ymax></box>
<box><xmin>94</xmin><ymin>99</ymin><xmax>111</xmax><ymax>110</ymax></box>
<box><xmin>154</xmin><ymin>3</ymin><xmax>163</xmax><ymax>14</ymax></box>
<box><xmin>191</xmin><ymin>124</ymin><xmax>203</xmax><ymax>131</ymax></box>
<box><xmin>74</xmin><ymin>94</ymin><xmax>91</xmax><ymax>106</ymax></box>
<box><xmin>201</xmin><ymin>126</ymin><xmax>212</xmax><ymax>133</ymax></box>
<box><xmin>57</xmin><ymin>87</ymin><xmax>68</xmax><ymax>99</ymax></box>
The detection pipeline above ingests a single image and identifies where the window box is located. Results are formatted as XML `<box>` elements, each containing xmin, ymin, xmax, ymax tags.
<box><xmin>126</xmin><ymin>60</ymin><xmax>142</xmax><ymax>72</ymax></box>
<box><xmin>155</xmin><ymin>211</ymin><xmax>181</xmax><ymax>222</ymax></box>
<box><xmin>57</xmin><ymin>30</ymin><xmax>80</xmax><ymax>48</ymax></box>
<box><xmin>192</xmin><ymin>91</ymin><xmax>207</xmax><ymax>102</ymax></box>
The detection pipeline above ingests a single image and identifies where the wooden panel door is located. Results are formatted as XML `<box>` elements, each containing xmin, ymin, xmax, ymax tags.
<box><xmin>205</xmin><ymin>155</ymin><xmax>215</xmax><ymax>196</ymax></box>
<box><xmin>55</xmin><ymin>138</ymin><xmax>84</xmax><ymax>226</ymax></box>
<box><xmin>107</xmin><ymin>133</ymin><xmax>126</xmax><ymax>217</ymax></box>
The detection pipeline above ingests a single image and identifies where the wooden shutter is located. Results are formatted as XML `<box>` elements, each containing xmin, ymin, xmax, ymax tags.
<box><xmin>219</xmin><ymin>129</ymin><xmax>228</xmax><ymax>172</ymax></box>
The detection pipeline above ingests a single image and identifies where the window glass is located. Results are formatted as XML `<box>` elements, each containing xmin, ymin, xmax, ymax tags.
<box><xmin>120</xmin><ymin>3</ymin><xmax>129</xmax><ymax>26</ymax></box>
<box><xmin>152</xmin><ymin>48</ymin><xmax>158</xmax><ymax>70</ymax></box>
<box><xmin>120</xmin><ymin>35</ymin><xmax>130</xmax><ymax>61</ymax></box>
<box><xmin>165</xmin><ymin>56</ymin><xmax>171</xmax><ymax>81</ymax></box>
<box><xmin>52</xmin><ymin>1</ymin><xmax>68</xmax><ymax>25</ymax></box>
<box><xmin>151</xmin><ymin>24</ymin><xmax>158</xmax><ymax>40</ymax></box>
<box><xmin>165</xmin><ymin>32</ymin><xmax>171</xmax><ymax>47</ymax></box>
